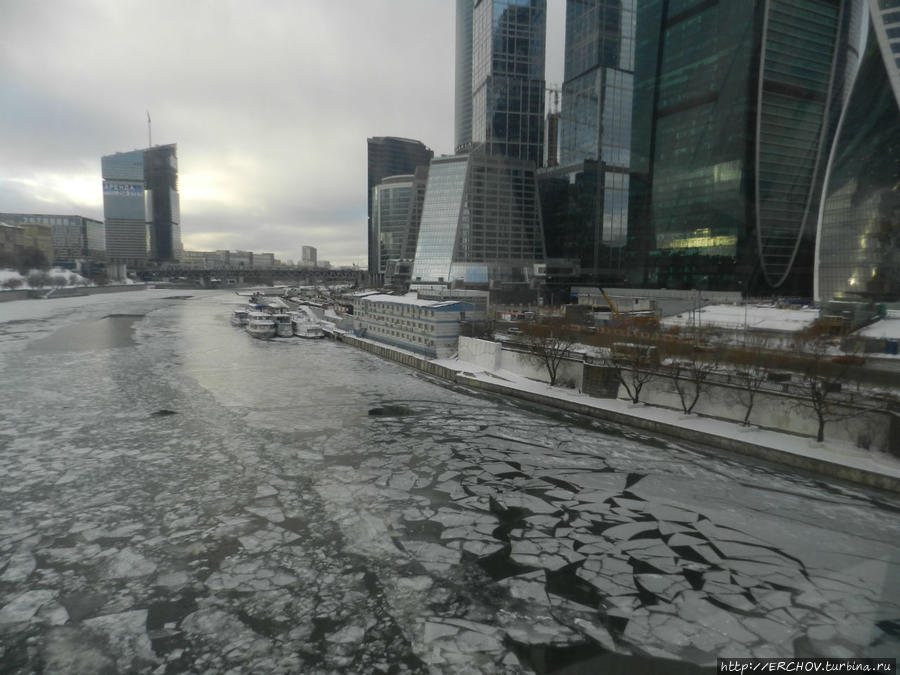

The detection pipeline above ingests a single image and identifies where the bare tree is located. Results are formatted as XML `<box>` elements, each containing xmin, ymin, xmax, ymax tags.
<box><xmin>665</xmin><ymin>341</ymin><xmax>721</xmax><ymax>414</ymax></box>
<box><xmin>731</xmin><ymin>334</ymin><xmax>772</xmax><ymax>425</ymax></box>
<box><xmin>27</xmin><ymin>270</ymin><xmax>49</xmax><ymax>289</ymax></box>
<box><xmin>522</xmin><ymin>320</ymin><xmax>579</xmax><ymax>386</ymax></box>
<box><xmin>2</xmin><ymin>277</ymin><xmax>24</xmax><ymax>291</ymax></box>
<box><xmin>790</xmin><ymin>337</ymin><xmax>875</xmax><ymax>443</ymax></box>
<box><xmin>51</xmin><ymin>274</ymin><xmax>68</xmax><ymax>289</ymax></box>
<box><xmin>598</xmin><ymin>331</ymin><xmax>660</xmax><ymax>404</ymax></box>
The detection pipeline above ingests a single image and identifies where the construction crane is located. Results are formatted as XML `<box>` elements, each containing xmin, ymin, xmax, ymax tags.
<box><xmin>546</xmin><ymin>84</ymin><xmax>561</xmax><ymax>114</ymax></box>
<box><xmin>598</xmin><ymin>287</ymin><xmax>659</xmax><ymax>330</ymax></box>
<box><xmin>598</xmin><ymin>287</ymin><xmax>620</xmax><ymax>317</ymax></box>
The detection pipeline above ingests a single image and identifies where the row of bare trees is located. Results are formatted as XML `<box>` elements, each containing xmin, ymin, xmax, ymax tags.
<box><xmin>514</xmin><ymin>320</ymin><xmax>886</xmax><ymax>444</ymax></box>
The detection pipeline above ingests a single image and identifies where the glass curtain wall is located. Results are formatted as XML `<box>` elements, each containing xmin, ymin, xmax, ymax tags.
<box><xmin>816</xmin><ymin>8</ymin><xmax>900</xmax><ymax>302</ymax></box>
<box><xmin>471</xmin><ymin>0</ymin><xmax>547</xmax><ymax>165</ymax></box>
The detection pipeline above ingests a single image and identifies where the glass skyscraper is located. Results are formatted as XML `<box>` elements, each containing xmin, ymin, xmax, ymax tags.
<box><xmin>815</xmin><ymin>0</ymin><xmax>900</xmax><ymax>302</ymax></box>
<box><xmin>455</xmin><ymin>0</ymin><xmax>475</xmax><ymax>153</ymax></box>
<box><xmin>371</xmin><ymin>166</ymin><xmax>429</xmax><ymax>284</ymax></box>
<box><xmin>366</xmin><ymin>137</ymin><xmax>434</xmax><ymax>277</ymax></box>
<box><xmin>558</xmin><ymin>0</ymin><xmax>635</xmax><ymax>169</ymax></box>
<box><xmin>470</xmin><ymin>0</ymin><xmax>547</xmax><ymax>165</ymax></box>
<box><xmin>101</xmin><ymin>144</ymin><xmax>180</xmax><ymax>267</ymax></box>
<box><xmin>627</xmin><ymin>0</ymin><xmax>858</xmax><ymax>295</ymax></box>
<box><xmin>539</xmin><ymin>0</ymin><xmax>636</xmax><ymax>287</ymax></box>
<box><xmin>411</xmin><ymin>151</ymin><xmax>546</xmax><ymax>286</ymax></box>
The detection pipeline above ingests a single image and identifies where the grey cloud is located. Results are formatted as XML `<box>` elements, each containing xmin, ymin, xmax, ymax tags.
<box><xmin>1</xmin><ymin>0</ymin><xmax>564</xmax><ymax>266</ymax></box>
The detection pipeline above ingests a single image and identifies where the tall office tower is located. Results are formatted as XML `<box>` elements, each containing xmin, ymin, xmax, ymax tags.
<box><xmin>366</xmin><ymin>137</ymin><xmax>433</xmax><ymax>277</ymax></box>
<box><xmin>144</xmin><ymin>144</ymin><xmax>182</xmax><ymax>261</ymax></box>
<box><xmin>471</xmin><ymin>0</ymin><xmax>547</xmax><ymax>165</ymax></box>
<box><xmin>455</xmin><ymin>0</ymin><xmax>475</xmax><ymax>153</ymax></box>
<box><xmin>539</xmin><ymin>0</ymin><xmax>636</xmax><ymax>287</ymax></box>
<box><xmin>102</xmin><ymin>143</ymin><xmax>181</xmax><ymax>267</ymax></box>
<box><xmin>411</xmin><ymin>150</ymin><xmax>546</xmax><ymax>287</ymax></box>
<box><xmin>627</xmin><ymin>0</ymin><xmax>858</xmax><ymax>295</ymax></box>
<box><xmin>558</xmin><ymin>0</ymin><xmax>636</xmax><ymax>168</ymax></box>
<box><xmin>371</xmin><ymin>166</ymin><xmax>429</xmax><ymax>284</ymax></box>
<box><xmin>816</xmin><ymin>0</ymin><xmax>900</xmax><ymax>302</ymax></box>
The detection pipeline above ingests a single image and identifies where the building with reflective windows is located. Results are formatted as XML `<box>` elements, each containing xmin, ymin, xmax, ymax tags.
<box><xmin>456</xmin><ymin>0</ymin><xmax>475</xmax><ymax>153</ymax></box>
<box><xmin>471</xmin><ymin>0</ymin><xmax>547</xmax><ymax>165</ymax></box>
<box><xmin>538</xmin><ymin>0</ymin><xmax>636</xmax><ymax>289</ymax></box>
<box><xmin>558</xmin><ymin>0</ymin><xmax>635</xmax><ymax>169</ymax></box>
<box><xmin>538</xmin><ymin>160</ymin><xmax>627</xmax><ymax>288</ymax></box>
<box><xmin>101</xmin><ymin>143</ymin><xmax>181</xmax><ymax>267</ymax></box>
<box><xmin>411</xmin><ymin>151</ymin><xmax>546</xmax><ymax>289</ymax></box>
<box><xmin>366</xmin><ymin>137</ymin><xmax>434</xmax><ymax>276</ymax></box>
<box><xmin>626</xmin><ymin>0</ymin><xmax>860</xmax><ymax>296</ymax></box>
<box><xmin>0</xmin><ymin>213</ymin><xmax>106</xmax><ymax>269</ymax></box>
<box><xmin>371</xmin><ymin>166</ymin><xmax>429</xmax><ymax>287</ymax></box>
<box><xmin>815</xmin><ymin>0</ymin><xmax>900</xmax><ymax>302</ymax></box>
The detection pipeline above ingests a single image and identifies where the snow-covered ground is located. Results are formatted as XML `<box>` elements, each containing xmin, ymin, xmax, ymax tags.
<box><xmin>1</xmin><ymin>292</ymin><xmax>898</xmax><ymax>672</ymax></box>
<box><xmin>433</xmin><ymin>358</ymin><xmax>900</xmax><ymax>484</ymax></box>
<box><xmin>856</xmin><ymin>310</ymin><xmax>900</xmax><ymax>340</ymax></box>
<box><xmin>662</xmin><ymin>304</ymin><xmax>819</xmax><ymax>333</ymax></box>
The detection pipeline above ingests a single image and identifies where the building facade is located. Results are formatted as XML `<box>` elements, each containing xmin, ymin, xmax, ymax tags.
<box><xmin>102</xmin><ymin>144</ymin><xmax>181</xmax><ymax>267</ymax></box>
<box><xmin>626</xmin><ymin>0</ymin><xmax>859</xmax><ymax>296</ymax></box>
<box><xmin>301</xmin><ymin>246</ymin><xmax>317</xmax><ymax>266</ymax></box>
<box><xmin>538</xmin><ymin>160</ymin><xmax>627</xmax><ymax>287</ymax></box>
<box><xmin>558</xmin><ymin>0</ymin><xmax>636</xmax><ymax>169</ymax></box>
<box><xmin>366</xmin><ymin>137</ymin><xmax>434</xmax><ymax>277</ymax></box>
<box><xmin>815</xmin><ymin>0</ymin><xmax>900</xmax><ymax>302</ymax></box>
<box><xmin>471</xmin><ymin>0</ymin><xmax>547</xmax><ymax>165</ymax></box>
<box><xmin>456</xmin><ymin>0</ymin><xmax>475</xmax><ymax>153</ymax></box>
<box><xmin>144</xmin><ymin>144</ymin><xmax>182</xmax><ymax>262</ymax></box>
<box><xmin>537</xmin><ymin>0</ymin><xmax>636</xmax><ymax>288</ymax></box>
<box><xmin>411</xmin><ymin>151</ymin><xmax>546</xmax><ymax>288</ymax></box>
<box><xmin>371</xmin><ymin>166</ymin><xmax>429</xmax><ymax>286</ymax></box>
<box><xmin>0</xmin><ymin>213</ymin><xmax>62</xmax><ymax>267</ymax></box>
<box><xmin>352</xmin><ymin>293</ymin><xmax>477</xmax><ymax>358</ymax></box>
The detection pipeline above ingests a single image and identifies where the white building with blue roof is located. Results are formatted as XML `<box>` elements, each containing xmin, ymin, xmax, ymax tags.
<box><xmin>351</xmin><ymin>293</ymin><xmax>479</xmax><ymax>358</ymax></box>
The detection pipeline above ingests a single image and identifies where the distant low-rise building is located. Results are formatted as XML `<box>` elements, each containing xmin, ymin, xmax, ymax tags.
<box><xmin>254</xmin><ymin>252</ymin><xmax>275</xmax><ymax>268</ymax></box>
<box><xmin>0</xmin><ymin>213</ymin><xmax>59</xmax><ymax>267</ymax></box>
<box><xmin>351</xmin><ymin>293</ymin><xmax>477</xmax><ymax>358</ymax></box>
<box><xmin>0</xmin><ymin>221</ymin><xmax>25</xmax><ymax>263</ymax></box>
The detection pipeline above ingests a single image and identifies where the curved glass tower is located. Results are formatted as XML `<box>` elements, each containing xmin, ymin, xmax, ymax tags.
<box><xmin>627</xmin><ymin>0</ymin><xmax>859</xmax><ymax>295</ymax></box>
<box><xmin>815</xmin><ymin>0</ymin><xmax>900</xmax><ymax>302</ymax></box>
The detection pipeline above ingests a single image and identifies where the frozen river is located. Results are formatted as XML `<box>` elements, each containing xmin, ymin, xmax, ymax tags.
<box><xmin>0</xmin><ymin>290</ymin><xmax>898</xmax><ymax>673</ymax></box>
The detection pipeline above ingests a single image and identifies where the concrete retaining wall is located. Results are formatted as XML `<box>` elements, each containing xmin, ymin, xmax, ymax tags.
<box><xmin>335</xmin><ymin>333</ymin><xmax>899</xmax><ymax>493</ymax></box>
<box><xmin>455</xmin><ymin>375</ymin><xmax>899</xmax><ymax>494</ymax></box>
<box><xmin>459</xmin><ymin>337</ymin><xmax>501</xmax><ymax>371</ymax></box>
<box><xmin>636</xmin><ymin>374</ymin><xmax>892</xmax><ymax>453</ymax></box>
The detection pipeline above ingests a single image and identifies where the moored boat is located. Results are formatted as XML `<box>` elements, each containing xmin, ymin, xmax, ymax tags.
<box><xmin>271</xmin><ymin>312</ymin><xmax>294</xmax><ymax>338</ymax></box>
<box><xmin>246</xmin><ymin>311</ymin><xmax>277</xmax><ymax>339</ymax></box>
<box><xmin>292</xmin><ymin>316</ymin><xmax>326</xmax><ymax>339</ymax></box>
<box><xmin>231</xmin><ymin>308</ymin><xmax>250</xmax><ymax>326</ymax></box>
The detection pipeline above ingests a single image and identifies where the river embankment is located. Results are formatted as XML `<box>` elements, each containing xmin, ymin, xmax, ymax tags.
<box><xmin>333</xmin><ymin>331</ymin><xmax>900</xmax><ymax>494</ymax></box>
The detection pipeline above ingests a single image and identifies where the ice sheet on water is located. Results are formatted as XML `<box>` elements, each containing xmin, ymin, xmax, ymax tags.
<box><xmin>105</xmin><ymin>547</ymin><xmax>157</xmax><ymax>578</ymax></box>
<box><xmin>0</xmin><ymin>551</ymin><xmax>36</xmax><ymax>582</ymax></box>
<box><xmin>0</xmin><ymin>590</ymin><xmax>57</xmax><ymax>624</ymax></box>
<box><xmin>82</xmin><ymin>609</ymin><xmax>154</xmax><ymax>663</ymax></box>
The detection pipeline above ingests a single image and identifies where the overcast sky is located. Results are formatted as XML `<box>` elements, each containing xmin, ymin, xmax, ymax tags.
<box><xmin>0</xmin><ymin>0</ymin><xmax>565</xmax><ymax>266</ymax></box>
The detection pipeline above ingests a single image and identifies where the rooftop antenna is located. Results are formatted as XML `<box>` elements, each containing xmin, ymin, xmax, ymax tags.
<box><xmin>147</xmin><ymin>110</ymin><xmax>152</xmax><ymax>147</ymax></box>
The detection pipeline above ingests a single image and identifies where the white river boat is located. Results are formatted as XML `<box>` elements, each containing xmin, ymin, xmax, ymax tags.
<box><xmin>246</xmin><ymin>312</ymin><xmax>277</xmax><ymax>339</ymax></box>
